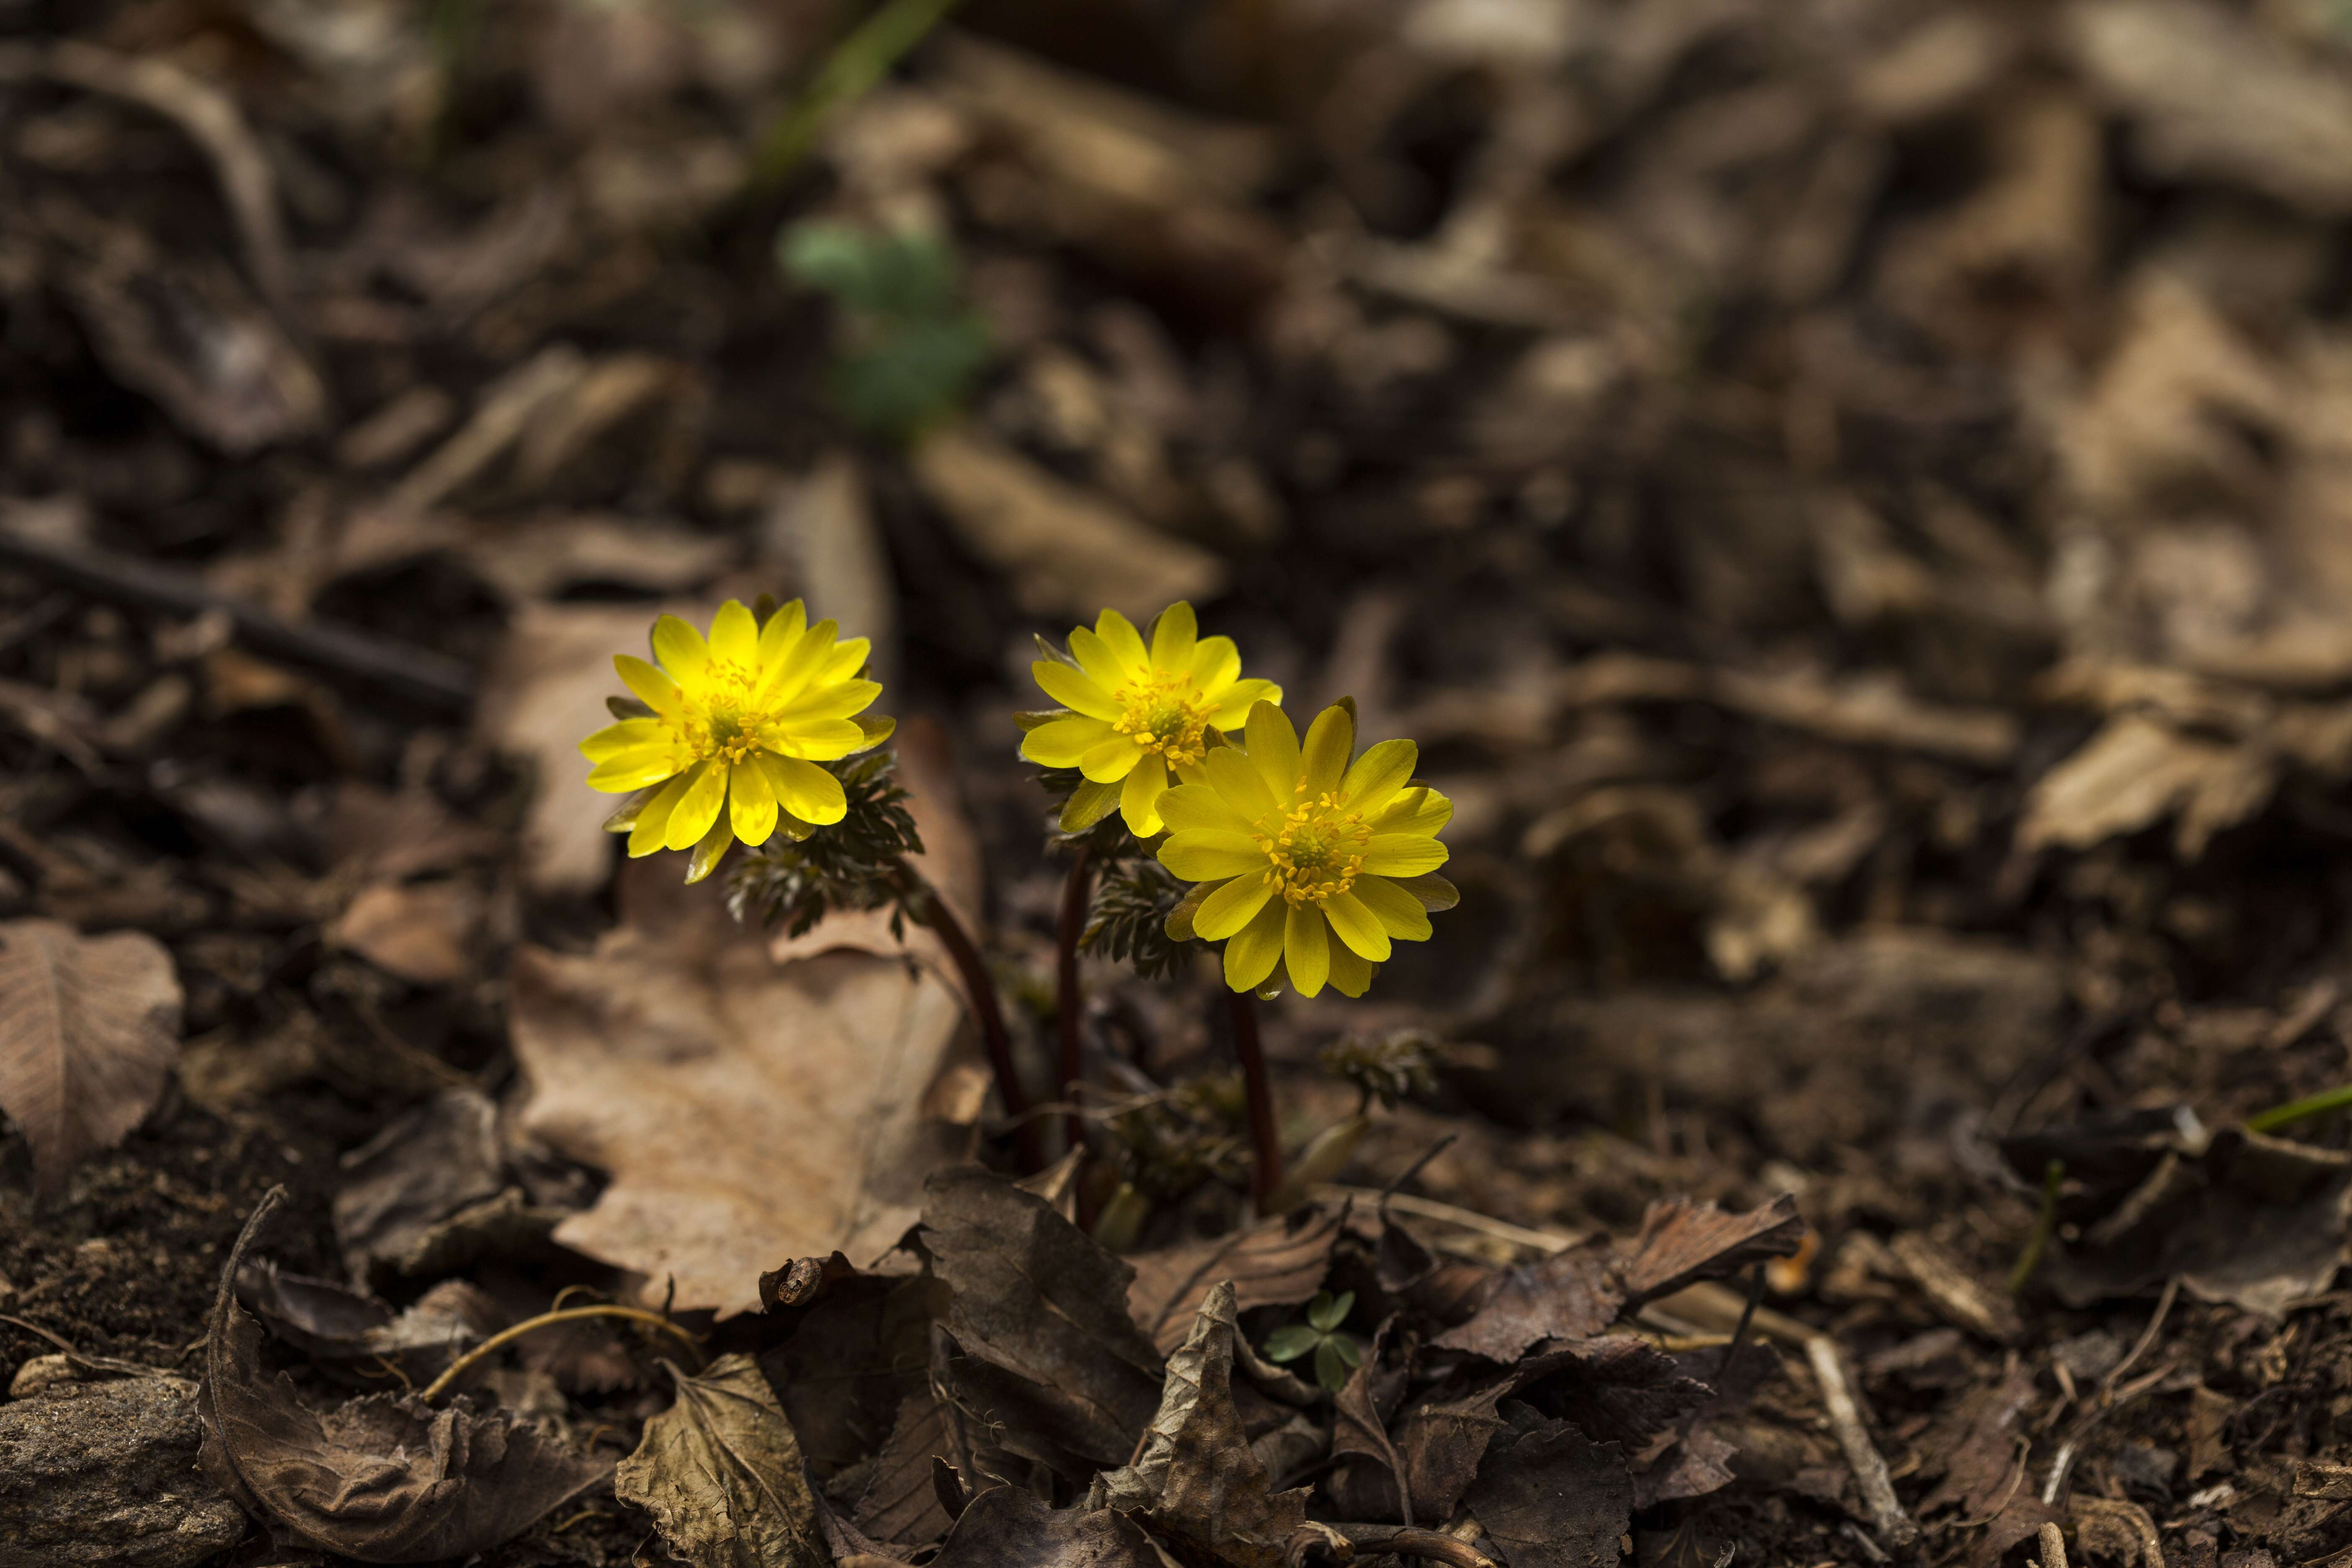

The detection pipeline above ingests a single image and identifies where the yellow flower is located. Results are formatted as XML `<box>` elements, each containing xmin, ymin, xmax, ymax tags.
<box><xmin>1156</xmin><ymin>701</ymin><xmax>1451</xmax><ymax>998</ymax></box>
<box><xmin>1020</xmin><ymin>602</ymin><xmax>1281</xmax><ymax>836</ymax></box>
<box><xmin>579</xmin><ymin>599</ymin><xmax>891</xmax><ymax>882</ymax></box>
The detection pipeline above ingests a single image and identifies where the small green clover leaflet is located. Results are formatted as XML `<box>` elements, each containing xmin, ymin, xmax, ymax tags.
<box><xmin>1262</xmin><ymin>1290</ymin><xmax>1363</xmax><ymax>1394</ymax></box>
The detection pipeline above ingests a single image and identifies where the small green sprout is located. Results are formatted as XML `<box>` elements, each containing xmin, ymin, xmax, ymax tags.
<box><xmin>779</xmin><ymin>220</ymin><xmax>992</xmax><ymax>441</ymax></box>
<box><xmin>1263</xmin><ymin>1289</ymin><xmax>1362</xmax><ymax>1393</ymax></box>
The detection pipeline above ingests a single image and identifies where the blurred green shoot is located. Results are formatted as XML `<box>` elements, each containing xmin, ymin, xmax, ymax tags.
<box><xmin>780</xmin><ymin>220</ymin><xmax>992</xmax><ymax>441</ymax></box>
<box><xmin>1263</xmin><ymin>1290</ymin><xmax>1362</xmax><ymax>1394</ymax></box>
<box><xmin>755</xmin><ymin>0</ymin><xmax>965</xmax><ymax>186</ymax></box>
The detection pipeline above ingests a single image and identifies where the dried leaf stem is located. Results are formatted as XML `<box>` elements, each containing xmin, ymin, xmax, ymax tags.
<box><xmin>1230</xmin><ymin>989</ymin><xmax>1284</xmax><ymax>1207</ymax></box>
<box><xmin>419</xmin><ymin>1305</ymin><xmax>703</xmax><ymax>1405</ymax></box>
<box><xmin>1055</xmin><ymin>844</ymin><xmax>1093</xmax><ymax>1161</ymax></box>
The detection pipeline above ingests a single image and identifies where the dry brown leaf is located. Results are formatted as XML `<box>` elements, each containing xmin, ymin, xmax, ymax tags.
<box><xmin>614</xmin><ymin>1354</ymin><xmax>829</xmax><ymax>1568</ymax></box>
<box><xmin>910</xmin><ymin>423</ymin><xmax>1224</xmax><ymax>622</ymax></box>
<box><xmin>0</xmin><ymin>917</ymin><xmax>183</xmax><ymax>1193</ymax></box>
<box><xmin>328</xmin><ymin>880</ymin><xmax>482</xmax><ymax>986</ymax></box>
<box><xmin>1124</xmin><ymin>1204</ymin><xmax>1343</xmax><ymax>1355</ymax></box>
<box><xmin>509</xmin><ymin>761</ymin><xmax>984</xmax><ymax>1315</ymax></box>
<box><xmin>2017</xmin><ymin>712</ymin><xmax>2277</xmax><ymax>859</ymax></box>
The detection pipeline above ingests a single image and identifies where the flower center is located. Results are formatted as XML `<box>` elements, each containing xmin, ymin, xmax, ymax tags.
<box><xmin>1111</xmin><ymin>668</ymin><xmax>1213</xmax><ymax>767</ymax></box>
<box><xmin>1252</xmin><ymin>785</ymin><xmax>1372</xmax><ymax>907</ymax></box>
<box><xmin>673</xmin><ymin>658</ymin><xmax>769</xmax><ymax>766</ymax></box>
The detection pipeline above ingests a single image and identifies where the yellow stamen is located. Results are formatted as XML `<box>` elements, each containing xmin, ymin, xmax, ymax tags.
<box><xmin>1110</xmin><ymin>668</ymin><xmax>1215</xmax><ymax>767</ymax></box>
<box><xmin>1249</xmin><ymin>784</ymin><xmax>1371</xmax><ymax>907</ymax></box>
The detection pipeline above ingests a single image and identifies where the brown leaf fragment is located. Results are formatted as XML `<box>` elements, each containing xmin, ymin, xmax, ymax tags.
<box><xmin>1515</xmin><ymin>1338</ymin><xmax>1717</xmax><ymax>1452</ymax></box>
<box><xmin>1091</xmin><ymin>1280</ymin><xmax>1308</xmax><ymax>1568</ymax></box>
<box><xmin>1328</xmin><ymin>1314</ymin><xmax>1418</xmax><ymax>1523</ymax></box>
<box><xmin>1619</xmin><ymin>1194</ymin><xmax>1806</xmax><ymax>1307</ymax></box>
<box><xmin>331</xmin><ymin>1087</ymin><xmax>514</xmax><ymax>1285</ymax></box>
<box><xmin>199</xmin><ymin>1190</ymin><xmax>609</xmax><ymax>1563</ymax></box>
<box><xmin>1125</xmin><ymin>1203</ymin><xmax>1344</xmax><ymax>1354</ymax></box>
<box><xmin>615</xmin><ymin>1354</ymin><xmax>829</xmax><ymax>1568</ymax></box>
<box><xmin>1387</xmin><ymin>1373</ymin><xmax>1516</xmax><ymax>1524</ymax></box>
<box><xmin>765</xmin><ymin>1271</ymin><xmax>942</xmax><ymax>1476</ymax></box>
<box><xmin>927</xmin><ymin>1486</ymin><xmax>1162</xmax><ymax>1568</ymax></box>
<box><xmin>0</xmin><ymin>917</ymin><xmax>182</xmax><ymax>1194</ymax></box>
<box><xmin>328</xmin><ymin>879</ymin><xmax>484</xmax><ymax>986</ymax></box>
<box><xmin>1431</xmin><ymin>1240</ymin><xmax>1625</xmax><ymax>1364</ymax></box>
<box><xmin>1462</xmin><ymin>1412</ymin><xmax>1631</xmax><ymax>1568</ymax></box>
<box><xmin>924</xmin><ymin>1168</ymin><xmax>1165</xmax><ymax>1475</ymax></box>
<box><xmin>1886</xmin><ymin>1232</ymin><xmax>2022</xmax><ymax>1343</ymax></box>
<box><xmin>1920</xmin><ymin>1361</ymin><xmax>2037</xmax><ymax>1516</ymax></box>
<box><xmin>857</xmin><ymin>1395</ymin><xmax>968</xmax><ymax>1548</ymax></box>
<box><xmin>236</xmin><ymin>1261</ymin><xmax>500</xmax><ymax>1380</ymax></box>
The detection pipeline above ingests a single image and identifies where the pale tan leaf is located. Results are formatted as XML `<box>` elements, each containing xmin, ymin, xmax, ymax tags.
<box><xmin>0</xmin><ymin>917</ymin><xmax>183</xmax><ymax>1193</ymax></box>
<box><xmin>2017</xmin><ymin>712</ymin><xmax>2277</xmax><ymax>860</ymax></box>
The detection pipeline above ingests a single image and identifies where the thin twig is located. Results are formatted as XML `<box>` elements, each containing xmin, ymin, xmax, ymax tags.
<box><xmin>2038</xmin><ymin>1520</ymin><xmax>2071</xmax><ymax>1568</ymax></box>
<box><xmin>418</xmin><ymin>1305</ymin><xmax>703</xmax><ymax>1405</ymax></box>
<box><xmin>1807</xmin><ymin>1334</ymin><xmax>1918</xmax><ymax>1547</ymax></box>
<box><xmin>0</xmin><ymin>523</ymin><xmax>475</xmax><ymax>714</ymax></box>
<box><xmin>1230</xmin><ymin>989</ymin><xmax>1283</xmax><ymax>1207</ymax></box>
<box><xmin>2104</xmin><ymin>1277</ymin><xmax>2180</xmax><ymax>1395</ymax></box>
<box><xmin>2043</xmin><ymin>1357</ymin><xmax>2176</xmax><ymax>1505</ymax></box>
<box><xmin>914</xmin><ymin>872</ymin><xmax>1044</xmax><ymax>1173</ymax></box>
<box><xmin>1055</xmin><ymin>845</ymin><xmax>1093</xmax><ymax>1162</ymax></box>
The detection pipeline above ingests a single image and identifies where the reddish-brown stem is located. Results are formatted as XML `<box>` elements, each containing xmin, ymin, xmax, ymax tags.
<box><xmin>1229</xmin><ymin>988</ymin><xmax>1283</xmax><ymax>1207</ymax></box>
<box><xmin>917</xmin><ymin>876</ymin><xmax>1044</xmax><ymax>1173</ymax></box>
<box><xmin>1055</xmin><ymin>846</ymin><xmax>1094</xmax><ymax>1160</ymax></box>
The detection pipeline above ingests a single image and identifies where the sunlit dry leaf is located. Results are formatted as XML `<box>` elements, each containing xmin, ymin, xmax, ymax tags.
<box><xmin>512</xmin><ymin>778</ymin><xmax>974</xmax><ymax>1314</ymax></box>
<box><xmin>198</xmin><ymin>1191</ymin><xmax>609</xmax><ymax>1563</ymax></box>
<box><xmin>1618</xmin><ymin>1194</ymin><xmax>1805</xmax><ymax>1307</ymax></box>
<box><xmin>328</xmin><ymin>879</ymin><xmax>482</xmax><ymax>985</ymax></box>
<box><xmin>614</xmin><ymin>1354</ymin><xmax>829</xmax><ymax>1568</ymax></box>
<box><xmin>0</xmin><ymin>917</ymin><xmax>182</xmax><ymax>1194</ymax></box>
<box><xmin>2018</xmin><ymin>712</ymin><xmax>2277</xmax><ymax>860</ymax></box>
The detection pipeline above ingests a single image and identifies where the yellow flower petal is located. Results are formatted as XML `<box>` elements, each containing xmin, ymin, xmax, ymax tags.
<box><xmin>1372</xmin><ymin>786</ymin><xmax>1452</xmax><ymax>837</ymax></box>
<box><xmin>1149</xmin><ymin>601</ymin><xmax>1196</xmax><ymax>671</ymax></box>
<box><xmin>1285</xmin><ymin>903</ymin><xmax>1331</xmax><ymax>998</ymax></box>
<box><xmin>1327</xmin><ymin>941</ymin><xmax>1375</xmax><ymax>998</ymax></box>
<box><xmin>1223</xmin><ymin>900</ymin><xmax>1285</xmax><ymax>991</ymax></box>
<box><xmin>757</xmin><ymin>754</ymin><xmax>846</xmax><ymax>824</ymax></box>
<box><xmin>1033</xmin><ymin>660</ymin><xmax>1120</xmax><ymax>720</ymax></box>
<box><xmin>1120</xmin><ymin>754</ymin><xmax>1171</xmax><ymax>835</ymax></box>
<box><xmin>628</xmin><ymin>773</ymin><xmax>692</xmax><ymax>857</ymax></box>
<box><xmin>709</xmin><ymin>600</ymin><xmax>758</xmax><ymax>668</ymax></box>
<box><xmin>1361</xmin><ymin>833</ymin><xmax>1449</xmax><ymax>876</ymax></box>
<box><xmin>1210</xmin><ymin>678</ymin><xmax>1279</xmax><ymax>731</ymax></box>
<box><xmin>1350</xmin><ymin>875</ymin><xmax>1433</xmax><ymax>942</ymax></box>
<box><xmin>1342</xmin><ymin>739</ymin><xmax>1417</xmax><ymax>814</ymax></box>
<box><xmin>1161</xmin><ymin>830</ymin><xmax>1267</xmax><ymax>880</ymax></box>
<box><xmin>1159</xmin><ymin>781</ymin><xmax>1253</xmax><ymax>835</ymax></box>
<box><xmin>730</xmin><ymin>757</ymin><xmax>779</xmax><ymax>846</ymax></box>
<box><xmin>1095</xmin><ymin>609</ymin><xmax>1149</xmax><ymax>675</ymax></box>
<box><xmin>664</xmin><ymin>760</ymin><xmax>727</xmax><ymax>851</ymax></box>
<box><xmin>1068</xmin><ymin>626</ymin><xmax>1129</xmax><ymax>691</ymax></box>
<box><xmin>651</xmin><ymin>614</ymin><xmax>710</xmax><ymax>680</ymax></box>
<box><xmin>615</xmin><ymin>655</ymin><xmax>680</xmax><ymax>715</ymax></box>
<box><xmin>772</xmin><ymin>719</ymin><xmax>867</xmax><ymax>761</ymax></box>
<box><xmin>821</xmin><ymin>637</ymin><xmax>870</xmax><ymax>681</ymax></box>
<box><xmin>683</xmin><ymin>814</ymin><xmax>734</xmax><ymax>885</ymax></box>
<box><xmin>1320</xmin><ymin>887</ymin><xmax>1393</xmax><ymax>961</ymax></box>
<box><xmin>1300</xmin><ymin>704</ymin><xmax>1354</xmax><ymax>798</ymax></box>
<box><xmin>580</xmin><ymin>717</ymin><xmax>665</xmax><ymax>760</ymax></box>
<box><xmin>1194</xmin><ymin>873</ymin><xmax>1274</xmax><ymax>941</ymax></box>
<box><xmin>759</xmin><ymin>618</ymin><xmax>840</xmax><ymax>704</ymax></box>
<box><xmin>587</xmin><ymin>747</ymin><xmax>685</xmax><ymax>792</ymax></box>
<box><xmin>1202</xmin><ymin>747</ymin><xmax>1278</xmax><ymax>821</ymax></box>
<box><xmin>1244</xmin><ymin>701</ymin><xmax>1300</xmax><ymax>799</ymax></box>
<box><xmin>1080</xmin><ymin>733</ymin><xmax>1145</xmax><ymax>783</ymax></box>
<box><xmin>755</xmin><ymin>598</ymin><xmax>808</xmax><ymax>668</ymax></box>
<box><xmin>1022</xmin><ymin>714</ymin><xmax>1114</xmax><ymax>768</ymax></box>
<box><xmin>774</xmin><ymin>678</ymin><xmax>883</xmax><ymax>724</ymax></box>
<box><xmin>1190</xmin><ymin>634</ymin><xmax>1239</xmax><ymax>693</ymax></box>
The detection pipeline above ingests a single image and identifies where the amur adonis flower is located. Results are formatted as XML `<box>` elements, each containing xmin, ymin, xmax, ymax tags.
<box><xmin>579</xmin><ymin>599</ymin><xmax>892</xmax><ymax>882</ymax></box>
<box><xmin>1019</xmin><ymin>602</ymin><xmax>1280</xmax><ymax>836</ymax></box>
<box><xmin>1156</xmin><ymin>700</ymin><xmax>1452</xmax><ymax>998</ymax></box>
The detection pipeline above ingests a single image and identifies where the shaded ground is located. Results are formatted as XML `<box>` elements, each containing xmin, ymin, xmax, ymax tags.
<box><xmin>10</xmin><ymin>1</ymin><xmax>2352</xmax><ymax>1565</ymax></box>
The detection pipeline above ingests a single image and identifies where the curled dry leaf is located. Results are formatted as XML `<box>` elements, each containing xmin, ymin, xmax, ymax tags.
<box><xmin>1431</xmin><ymin>1241</ymin><xmax>1624</xmax><ymax>1365</ymax></box>
<box><xmin>0</xmin><ymin>917</ymin><xmax>183</xmax><ymax>1194</ymax></box>
<box><xmin>198</xmin><ymin>1190</ymin><xmax>610</xmax><ymax>1563</ymax></box>
<box><xmin>614</xmin><ymin>1354</ymin><xmax>829</xmax><ymax>1568</ymax></box>
<box><xmin>1091</xmin><ymin>1280</ymin><xmax>1308</xmax><ymax>1568</ymax></box>
<box><xmin>1463</xmin><ymin>1411</ymin><xmax>1631</xmax><ymax>1568</ymax></box>
<box><xmin>1618</xmin><ymin>1193</ymin><xmax>1806</xmax><ymax>1306</ymax></box>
